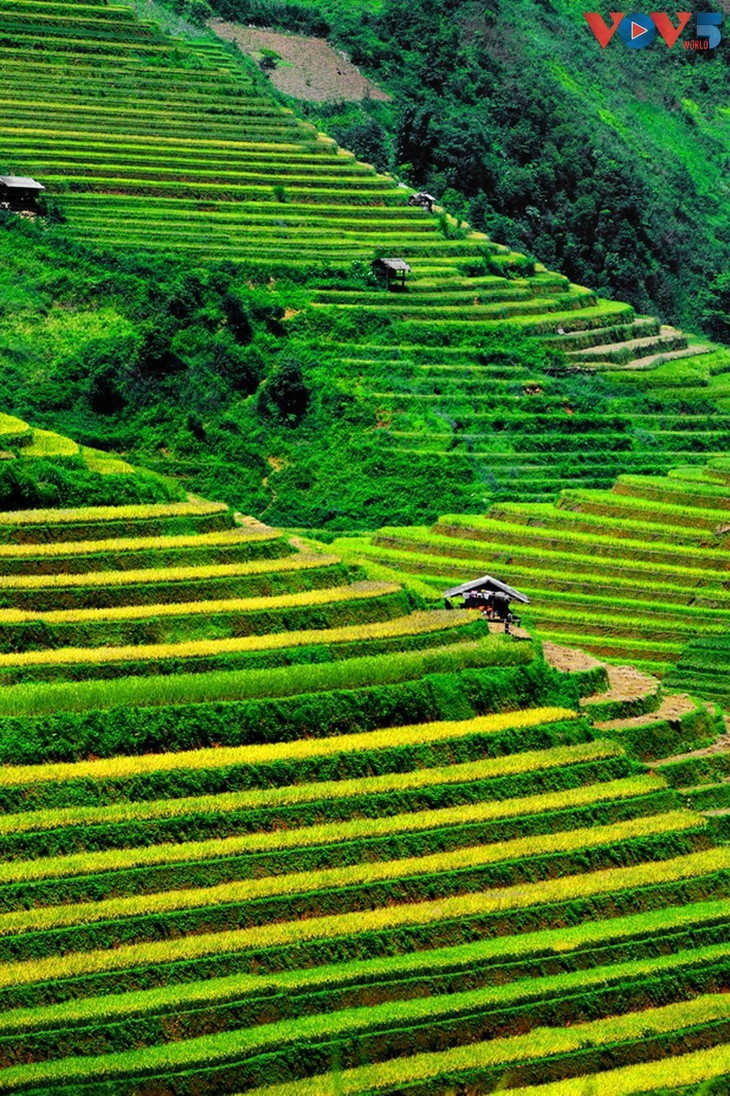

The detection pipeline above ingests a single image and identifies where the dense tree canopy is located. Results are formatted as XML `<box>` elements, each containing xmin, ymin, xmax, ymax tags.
<box><xmin>219</xmin><ymin>0</ymin><xmax>730</xmax><ymax>329</ymax></box>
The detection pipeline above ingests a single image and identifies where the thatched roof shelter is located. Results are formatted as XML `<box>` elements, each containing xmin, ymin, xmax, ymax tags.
<box><xmin>373</xmin><ymin>256</ymin><xmax>411</xmax><ymax>289</ymax></box>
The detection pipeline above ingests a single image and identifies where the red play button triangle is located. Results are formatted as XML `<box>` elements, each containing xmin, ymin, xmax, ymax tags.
<box><xmin>631</xmin><ymin>20</ymin><xmax>648</xmax><ymax>38</ymax></box>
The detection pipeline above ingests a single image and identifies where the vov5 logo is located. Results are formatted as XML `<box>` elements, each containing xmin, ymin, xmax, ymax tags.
<box><xmin>584</xmin><ymin>11</ymin><xmax>722</xmax><ymax>48</ymax></box>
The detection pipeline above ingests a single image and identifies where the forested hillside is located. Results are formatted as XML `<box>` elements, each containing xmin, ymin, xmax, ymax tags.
<box><xmin>1</xmin><ymin>0</ymin><xmax>728</xmax><ymax>532</ymax></box>
<box><xmin>221</xmin><ymin>0</ymin><xmax>730</xmax><ymax>328</ymax></box>
<box><xmin>3</xmin><ymin>4</ymin><xmax>730</xmax><ymax>1092</ymax></box>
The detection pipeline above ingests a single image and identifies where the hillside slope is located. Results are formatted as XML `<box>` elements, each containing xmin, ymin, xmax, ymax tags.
<box><xmin>0</xmin><ymin>476</ymin><xmax>727</xmax><ymax>1091</ymax></box>
<box><xmin>225</xmin><ymin>0</ymin><xmax>730</xmax><ymax>329</ymax></box>
<box><xmin>336</xmin><ymin>459</ymin><xmax>730</xmax><ymax>672</ymax></box>
<box><xmin>0</xmin><ymin>0</ymin><xmax>728</xmax><ymax>529</ymax></box>
<box><xmin>0</xmin><ymin>409</ymin><xmax>180</xmax><ymax>508</ymax></box>
<box><xmin>3</xmin><ymin>7</ymin><xmax>730</xmax><ymax>1083</ymax></box>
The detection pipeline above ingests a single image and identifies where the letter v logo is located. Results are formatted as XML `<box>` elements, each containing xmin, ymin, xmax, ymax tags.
<box><xmin>584</xmin><ymin>12</ymin><xmax>625</xmax><ymax>46</ymax></box>
<box><xmin>649</xmin><ymin>11</ymin><xmax>692</xmax><ymax>46</ymax></box>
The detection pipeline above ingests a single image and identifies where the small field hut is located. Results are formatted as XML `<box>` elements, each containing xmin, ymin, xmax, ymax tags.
<box><xmin>373</xmin><ymin>257</ymin><xmax>411</xmax><ymax>290</ymax></box>
<box><xmin>443</xmin><ymin>574</ymin><xmax>530</xmax><ymax>632</ymax></box>
<box><xmin>0</xmin><ymin>175</ymin><xmax>45</xmax><ymax>211</ymax></box>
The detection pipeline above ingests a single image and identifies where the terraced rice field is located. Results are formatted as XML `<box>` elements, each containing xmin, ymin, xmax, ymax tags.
<box><xmin>327</xmin><ymin>335</ymin><xmax>730</xmax><ymax>501</ymax></box>
<box><xmin>665</xmin><ymin>636</ymin><xmax>730</xmax><ymax>710</ymax></box>
<box><xmin>0</xmin><ymin>492</ymin><xmax>725</xmax><ymax>1090</ymax></box>
<box><xmin>0</xmin><ymin>413</ymin><xmax>137</xmax><ymax>476</ymax></box>
<box><xmin>0</xmin><ymin>0</ymin><xmax>478</xmax><ymax>267</ymax></box>
<box><xmin>3</xmin><ymin>1</ymin><xmax>730</xmax><ymax>1089</ymax></box>
<box><xmin>338</xmin><ymin>460</ymin><xmax>730</xmax><ymax>677</ymax></box>
<box><xmin>649</xmin><ymin>640</ymin><xmax>730</xmax><ymax>830</ymax></box>
<box><xmin>3</xmin><ymin>0</ymin><xmax>729</xmax><ymax>501</ymax></box>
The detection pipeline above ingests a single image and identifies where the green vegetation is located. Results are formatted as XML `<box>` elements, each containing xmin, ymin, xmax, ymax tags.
<box><xmin>0</xmin><ymin>768</ymin><xmax>662</xmax><ymax>854</ymax></box>
<box><xmin>0</xmin><ymin>475</ymin><xmax>720</xmax><ymax>1090</ymax></box>
<box><xmin>224</xmin><ymin>0</ymin><xmax>730</xmax><ymax>331</ymax></box>
<box><xmin>0</xmin><ymin>635</ymin><xmax>528</xmax><ymax>717</ymax></box>
<box><xmin>9</xmin><ymin>200</ymin><xmax>727</xmax><ymax>522</ymax></box>
<box><xmin>0</xmin><ymin>609</ymin><xmax>484</xmax><ymax>684</ymax></box>
<box><xmin>0</xmin><ymin>782</ymin><xmax>672</xmax><ymax>889</ymax></box>
<box><xmin>665</xmin><ymin>635</ymin><xmax>730</xmax><ymax>710</ymax></box>
<box><xmin>0</xmin><ymin>0</ymin><xmax>727</xmax><ymax>527</ymax></box>
<box><xmin>343</xmin><ymin>461</ymin><xmax>730</xmax><ymax>675</ymax></box>
<box><xmin>0</xmin><ymin>1</ymin><xmax>729</xmax><ymax>1090</ymax></box>
<box><xmin>4</xmin><ymin>979</ymin><xmax>730</xmax><ymax>1092</ymax></box>
<box><xmin>242</xmin><ymin>1010</ymin><xmax>730</xmax><ymax>1095</ymax></box>
<box><xmin>2</xmin><ymin>905</ymin><xmax>720</xmax><ymax>1032</ymax></box>
<box><xmin>0</xmin><ymin>411</ymin><xmax>180</xmax><ymax>509</ymax></box>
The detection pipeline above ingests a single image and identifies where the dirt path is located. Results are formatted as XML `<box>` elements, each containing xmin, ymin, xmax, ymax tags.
<box><xmin>233</xmin><ymin>512</ymin><xmax>277</xmax><ymax>533</ymax></box>
<box><xmin>596</xmin><ymin>692</ymin><xmax>696</xmax><ymax>732</ymax></box>
<box><xmin>261</xmin><ymin>455</ymin><xmax>286</xmax><ymax>517</ymax></box>
<box><xmin>485</xmin><ymin>621</ymin><xmax>531</xmax><ymax>641</ymax></box>
<box><xmin>210</xmin><ymin>21</ymin><xmax>390</xmax><ymax>103</ymax></box>
<box><xmin>650</xmin><ymin>726</ymin><xmax>730</xmax><ymax>768</ymax></box>
<box><xmin>588</xmin><ymin>663</ymin><xmax>660</xmax><ymax>705</ymax></box>
<box><xmin>543</xmin><ymin>641</ymin><xmax>603</xmax><ymax>674</ymax></box>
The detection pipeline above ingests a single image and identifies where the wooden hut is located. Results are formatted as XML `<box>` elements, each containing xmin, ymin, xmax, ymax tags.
<box><xmin>408</xmin><ymin>191</ymin><xmax>436</xmax><ymax>213</ymax></box>
<box><xmin>0</xmin><ymin>175</ymin><xmax>45</xmax><ymax>211</ymax></box>
<box><xmin>373</xmin><ymin>257</ymin><xmax>411</xmax><ymax>290</ymax></box>
<box><xmin>443</xmin><ymin>574</ymin><xmax>529</xmax><ymax>632</ymax></box>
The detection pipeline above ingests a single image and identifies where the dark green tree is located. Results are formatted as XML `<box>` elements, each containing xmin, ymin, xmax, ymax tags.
<box><xmin>258</xmin><ymin>358</ymin><xmax>311</xmax><ymax>423</ymax></box>
<box><xmin>700</xmin><ymin>274</ymin><xmax>730</xmax><ymax>345</ymax></box>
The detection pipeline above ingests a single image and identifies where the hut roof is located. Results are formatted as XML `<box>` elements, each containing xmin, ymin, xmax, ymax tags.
<box><xmin>0</xmin><ymin>175</ymin><xmax>44</xmax><ymax>190</ymax></box>
<box><xmin>377</xmin><ymin>257</ymin><xmax>411</xmax><ymax>273</ymax></box>
<box><xmin>443</xmin><ymin>574</ymin><xmax>530</xmax><ymax>604</ymax></box>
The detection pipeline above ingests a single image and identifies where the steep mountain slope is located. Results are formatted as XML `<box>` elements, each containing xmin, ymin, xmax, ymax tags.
<box><xmin>3</xmin><ymin>6</ymin><xmax>730</xmax><ymax>1086</ymax></box>
<box><xmin>0</xmin><ymin>478</ymin><xmax>728</xmax><ymax>1092</ymax></box>
<box><xmin>0</xmin><ymin>409</ymin><xmax>180</xmax><ymax>507</ymax></box>
<box><xmin>1</xmin><ymin>0</ymin><xmax>728</xmax><ymax>529</ymax></box>
<box><xmin>337</xmin><ymin>460</ymin><xmax>730</xmax><ymax>673</ymax></box>
<box><xmin>229</xmin><ymin>0</ymin><xmax>730</xmax><ymax>328</ymax></box>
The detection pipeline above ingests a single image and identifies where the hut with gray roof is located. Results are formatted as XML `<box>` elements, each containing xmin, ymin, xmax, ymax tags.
<box><xmin>0</xmin><ymin>175</ymin><xmax>45</xmax><ymax>211</ymax></box>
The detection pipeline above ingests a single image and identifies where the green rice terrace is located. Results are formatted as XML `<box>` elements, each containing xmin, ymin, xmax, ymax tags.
<box><xmin>0</xmin><ymin>409</ymin><xmax>183</xmax><ymax>509</ymax></box>
<box><xmin>0</xmin><ymin>412</ymin><xmax>135</xmax><ymax>478</ymax></box>
<box><xmin>4</xmin><ymin>0</ymin><xmax>730</xmax><ymax>1092</ymax></box>
<box><xmin>338</xmin><ymin>459</ymin><xmax>730</xmax><ymax>677</ymax></box>
<box><xmin>333</xmin><ymin>456</ymin><xmax>730</xmax><ymax>854</ymax></box>
<box><xmin>0</xmin><ymin>482</ymin><xmax>728</xmax><ymax>1093</ymax></box>
<box><xmin>2</xmin><ymin>0</ymin><xmax>730</xmax><ymax>513</ymax></box>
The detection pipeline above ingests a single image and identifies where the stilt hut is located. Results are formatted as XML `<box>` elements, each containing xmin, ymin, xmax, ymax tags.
<box><xmin>443</xmin><ymin>574</ymin><xmax>530</xmax><ymax>632</ymax></box>
<box><xmin>373</xmin><ymin>257</ymin><xmax>411</xmax><ymax>291</ymax></box>
<box><xmin>0</xmin><ymin>175</ymin><xmax>45</xmax><ymax>211</ymax></box>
